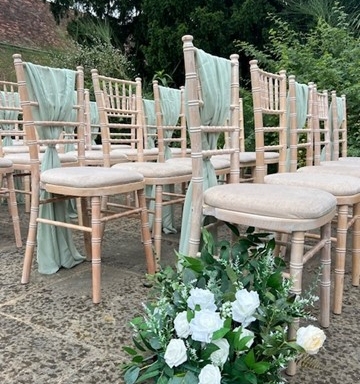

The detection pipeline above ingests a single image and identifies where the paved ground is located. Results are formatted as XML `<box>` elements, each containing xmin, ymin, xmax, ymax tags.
<box><xmin>0</xmin><ymin>204</ymin><xmax>359</xmax><ymax>383</ymax></box>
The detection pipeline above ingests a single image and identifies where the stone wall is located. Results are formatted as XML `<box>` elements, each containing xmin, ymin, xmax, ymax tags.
<box><xmin>0</xmin><ymin>0</ymin><xmax>70</xmax><ymax>49</ymax></box>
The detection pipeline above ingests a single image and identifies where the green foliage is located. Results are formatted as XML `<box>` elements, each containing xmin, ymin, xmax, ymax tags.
<box><xmin>50</xmin><ymin>38</ymin><xmax>134</xmax><ymax>91</ymax></box>
<box><xmin>235</xmin><ymin>2</ymin><xmax>360</xmax><ymax>155</ymax></box>
<box><xmin>121</xmin><ymin>228</ymin><xmax>323</xmax><ymax>384</ymax></box>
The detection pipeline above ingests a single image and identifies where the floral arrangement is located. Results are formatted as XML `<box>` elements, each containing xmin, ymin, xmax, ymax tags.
<box><xmin>122</xmin><ymin>227</ymin><xmax>326</xmax><ymax>384</ymax></box>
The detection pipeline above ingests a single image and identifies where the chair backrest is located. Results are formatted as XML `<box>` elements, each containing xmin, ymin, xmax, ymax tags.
<box><xmin>0</xmin><ymin>79</ymin><xmax>24</xmax><ymax>157</ymax></box>
<box><xmin>183</xmin><ymin>34</ymin><xmax>240</xmax><ymax>183</ymax></box>
<box><xmin>179</xmin><ymin>35</ymin><xmax>240</xmax><ymax>256</ymax></box>
<box><xmin>84</xmin><ymin>88</ymin><xmax>101</xmax><ymax>150</ymax></box>
<box><xmin>91</xmin><ymin>69</ymin><xmax>145</xmax><ymax>165</ymax></box>
<box><xmin>288</xmin><ymin>76</ymin><xmax>314</xmax><ymax>172</ymax></box>
<box><xmin>312</xmin><ymin>86</ymin><xmax>331</xmax><ymax>165</ymax></box>
<box><xmin>330</xmin><ymin>91</ymin><xmax>347</xmax><ymax>160</ymax></box>
<box><xmin>249</xmin><ymin>60</ymin><xmax>287</xmax><ymax>182</ymax></box>
<box><xmin>153</xmin><ymin>80</ymin><xmax>187</xmax><ymax>162</ymax></box>
<box><xmin>13</xmin><ymin>54</ymin><xmax>85</xmax><ymax>169</ymax></box>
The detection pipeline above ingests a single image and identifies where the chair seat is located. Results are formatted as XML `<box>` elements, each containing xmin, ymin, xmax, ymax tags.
<box><xmin>5</xmin><ymin>152</ymin><xmax>78</xmax><ymax>164</ymax></box>
<box><xmin>169</xmin><ymin>147</ymin><xmax>191</xmax><ymax>156</ymax></box>
<box><xmin>213</xmin><ymin>151</ymin><xmax>279</xmax><ymax>164</ymax></box>
<box><xmin>67</xmin><ymin>150</ymin><xmax>129</xmax><ymax>162</ymax></box>
<box><xmin>0</xmin><ymin>158</ymin><xmax>14</xmax><ymax>168</ymax></box>
<box><xmin>265</xmin><ymin>172</ymin><xmax>360</xmax><ymax>196</ymax></box>
<box><xmin>320</xmin><ymin>160</ymin><xmax>360</xmax><ymax>166</ymax></box>
<box><xmin>90</xmin><ymin>144</ymin><xmax>132</xmax><ymax>150</ymax></box>
<box><xmin>3</xmin><ymin>145</ymin><xmax>29</xmax><ymax>154</ymax></box>
<box><xmin>112</xmin><ymin>147</ymin><xmax>159</xmax><ymax>157</ymax></box>
<box><xmin>166</xmin><ymin>156</ymin><xmax>230</xmax><ymax>170</ymax></box>
<box><xmin>298</xmin><ymin>165</ymin><xmax>360</xmax><ymax>178</ymax></box>
<box><xmin>41</xmin><ymin>167</ymin><xmax>144</xmax><ymax>189</ymax></box>
<box><xmin>338</xmin><ymin>157</ymin><xmax>360</xmax><ymax>162</ymax></box>
<box><xmin>112</xmin><ymin>161</ymin><xmax>193</xmax><ymax>178</ymax></box>
<box><xmin>204</xmin><ymin>183</ymin><xmax>336</xmax><ymax>221</ymax></box>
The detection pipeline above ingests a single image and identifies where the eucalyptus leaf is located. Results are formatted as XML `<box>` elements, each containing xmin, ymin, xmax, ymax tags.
<box><xmin>124</xmin><ymin>365</ymin><xmax>140</xmax><ymax>384</ymax></box>
<box><xmin>168</xmin><ymin>371</ymin><xmax>198</xmax><ymax>384</ymax></box>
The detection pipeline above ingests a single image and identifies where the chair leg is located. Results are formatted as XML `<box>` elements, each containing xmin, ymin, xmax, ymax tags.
<box><xmin>6</xmin><ymin>172</ymin><xmax>22</xmax><ymax>247</ymax></box>
<box><xmin>91</xmin><ymin>196</ymin><xmax>102</xmax><ymax>304</ymax></box>
<box><xmin>352</xmin><ymin>202</ymin><xmax>360</xmax><ymax>287</ymax></box>
<box><xmin>24</xmin><ymin>174</ymin><xmax>31</xmax><ymax>213</ymax></box>
<box><xmin>286</xmin><ymin>230</ymin><xmax>305</xmax><ymax>377</ymax></box>
<box><xmin>333</xmin><ymin>204</ymin><xmax>349</xmax><ymax>315</ymax></box>
<box><xmin>153</xmin><ymin>184</ymin><xmax>163</xmax><ymax>270</ymax></box>
<box><xmin>81</xmin><ymin>197</ymin><xmax>92</xmax><ymax>261</ymax></box>
<box><xmin>138</xmin><ymin>188</ymin><xmax>156</xmax><ymax>274</ymax></box>
<box><xmin>319</xmin><ymin>222</ymin><xmax>331</xmax><ymax>328</ymax></box>
<box><xmin>21</xmin><ymin>185</ymin><xmax>40</xmax><ymax>284</ymax></box>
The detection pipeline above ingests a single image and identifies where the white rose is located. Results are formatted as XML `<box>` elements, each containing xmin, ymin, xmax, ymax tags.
<box><xmin>232</xmin><ymin>289</ymin><xmax>260</xmax><ymax>327</ymax></box>
<box><xmin>189</xmin><ymin>309</ymin><xmax>224</xmax><ymax>343</ymax></box>
<box><xmin>210</xmin><ymin>338</ymin><xmax>230</xmax><ymax>367</ymax></box>
<box><xmin>164</xmin><ymin>339</ymin><xmax>187</xmax><ymax>368</ymax></box>
<box><xmin>198</xmin><ymin>364</ymin><xmax>221</xmax><ymax>384</ymax></box>
<box><xmin>234</xmin><ymin>326</ymin><xmax>255</xmax><ymax>349</ymax></box>
<box><xmin>187</xmin><ymin>287</ymin><xmax>217</xmax><ymax>311</ymax></box>
<box><xmin>296</xmin><ymin>325</ymin><xmax>326</xmax><ymax>355</ymax></box>
<box><xmin>174</xmin><ymin>311</ymin><xmax>191</xmax><ymax>338</ymax></box>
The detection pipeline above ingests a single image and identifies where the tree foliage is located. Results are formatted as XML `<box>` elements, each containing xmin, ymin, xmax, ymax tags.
<box><xmin>236</xmin><ymin>2</ymin><xmax>360</xmax><ymax>155</ymax></box>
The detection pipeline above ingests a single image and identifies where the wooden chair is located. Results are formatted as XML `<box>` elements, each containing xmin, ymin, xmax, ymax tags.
<box><xmin>213</xmin><ymin>97</ymin><xmax>280</xmax><ymax>182</ymax></box>
<box><xmin>0</xmin><ymin>79</ymin><xmax>32</xmax><ymax>211</ymax></box>
<box><xmin>91</xmin><ymin>70</ymin><xmax>159</xmax><ymax>162</ymax></box>
<box><xmin>264</xmin><ymin>75</ymin><xmax>360</xmax><ymax>316</ymax></box>
<box><xmin>13</xmin><ymin>54</ymin><xmax>155</xmax><ymax>304</ymax></box>
<box><xmin>179</xmin><ymin>36</ymin><xmax>336</xmax><ymax>375</ymax></box>
<box><xmin>0</xmin><ymin>158</ymin><xmax>22</xmax><ymax>247</ymax></box>
<box><xmin>92</xmin><ymin>71</ymin><xmax>193</xmax><ymax>269</ymax></box>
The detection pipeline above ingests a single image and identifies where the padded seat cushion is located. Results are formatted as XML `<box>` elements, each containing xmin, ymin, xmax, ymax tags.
<box><xmin>41</xmin><ymin>167</ymin><xmax>144</xmax><ymax>188</ymax></box>
<box><xmin>3</xmin><ymin>146</ymin><xmax>29</xmax><ymax>154</ymax></box>
<box><xmin>204</xmin><ymin>183</ymin><xmax>336</xmax><ymax>219</ymax></box>
<box><xmin>298</xmin><ymin>165</ymin><xmax>360</xmax><ymax>178</ymax></box>
<box><xmin>166</xmin><ymin>156</ymin><xmax>230</xmax><ymax>170</ymax></box>
<box><xmin>265</xmin><ymin>172</ymin><xmax>360</xmax><ymax>196</ymax></box>
<box><xmin>320</xmin><ymin>160</ymin><xmax>359</xmax><ymax>166</ymax></box>
<box><xmin>112</xmin><ymin>148</ymin><xmax>159</xmax><ymax>156</ymax></box>
<box><xmin>112</xmin><ymin>161</ymin><xmax>193</xmax><ymax>178</ymax></box>
<box><xmin>169</xmin><ymin>147</ymin><xmax>191</xmax><ymax>155</ymax></box>
<box><xmin>338</xmin><ymin>157</ymin><xmax>360</xmax><ymax>162</ymax></box>
<box><xmin>213</xmin><ymin>151</ymin><xmax>278</xmax><ymax>164</ymax></box>
<box><xmin>67</xmin><ymin>150</ymin><xmax>128</xmax><ymax>162</ymax></box>
<box><xmin>0</xmin><ymin>158</ymin><xmax>13</xmax><ymax>168</ymax></box>
<box><xmin>5</xmin><ymin>152</ymin><xmax>78</xmax><ymax>164</ymax></box>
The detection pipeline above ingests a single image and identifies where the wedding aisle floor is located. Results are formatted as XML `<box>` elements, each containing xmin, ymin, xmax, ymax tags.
<box><xmin>0</xmin><ymin>204</ymin><xmax>359</xmax><ymax>383</ymax></box>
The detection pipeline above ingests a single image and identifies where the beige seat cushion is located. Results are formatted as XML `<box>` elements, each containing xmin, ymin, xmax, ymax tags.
<box><xmin>112</xmin><ymin>148</ymin><xmax>159</xmax><ymax>157</ymax></box>
<box><xmin>213</xmin><ymin>151</ymin><xmax>278</xmax><ymax>164</ymax></box>
<box><xmin>41</xmin><ymin>167</ymin><xmax>144</xmax><ymax>188</ymax></box>
<box><xmin>166</xmin><ymin>156</ymin><xmax>230</xmax><ymax>170</ymax></box>
<box><xmin>204</xmin><ymin>183</ymin><xmax>336</xmax><ymax>219</ymax></box>
<box><xmin>67</xmin><ymin>150</ymin><xmax>128</xmax><ymax>162</ymax></box>
<box><xmin>298</xmin><ymin>165</ymin><xmax>360</xmax><ymax>178</ymax></box>
<box><xmin>5</xmin><ymin>152</ymin><xmax>78</xmax><ymax>164</ymax></box>
<box><xmin>169</xmin><ymin>147</ymin><xmax>191</xmax><ymax>156</ymax></box>
<box><xmin>265</xmin><ymin>172</ymin><xmax>360</xmax><ymax>196</ymax></box>
<box><xmin>112</xmin><ymin>161</ymin><xmax>193</xmax><ymax>178</ymax></box>
<box><xmin>0</xmin><ymin>158</ymin><xmax>13</xmax><ymax>168</ymax></box>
